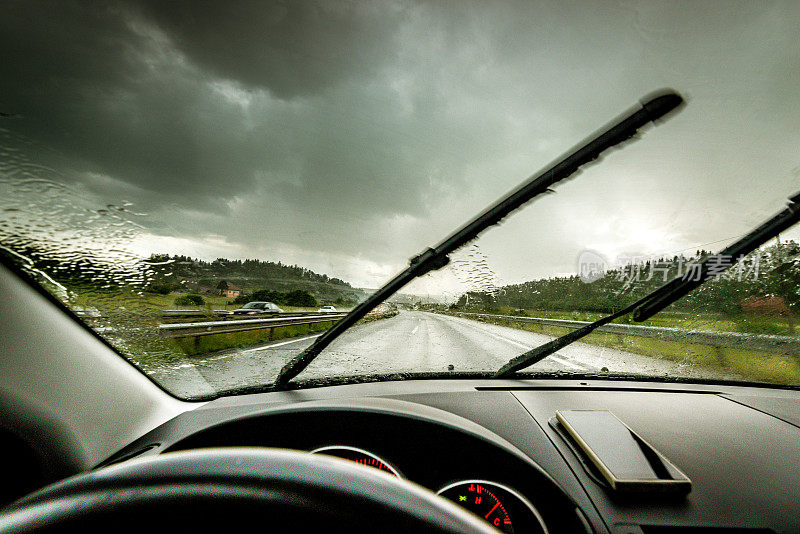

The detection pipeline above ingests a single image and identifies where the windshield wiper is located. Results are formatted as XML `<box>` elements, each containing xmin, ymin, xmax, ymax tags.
<box><xmin>274</xmin><ymin>90</ymin><xmax>685</xmax><ymax>388</ymax></box>
<box><xmin>495</xmin><ymin>191</ymin><xmax>800</xmax><ymax>377</ymax></box>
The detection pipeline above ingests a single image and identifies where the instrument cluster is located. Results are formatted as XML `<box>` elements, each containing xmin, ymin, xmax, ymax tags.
<box><xmin>311</xmin><ymin>445</ymin><xmax>548</xmax><ymax>534</ymax></box>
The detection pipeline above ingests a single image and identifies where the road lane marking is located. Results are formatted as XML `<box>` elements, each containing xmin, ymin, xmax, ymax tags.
<box><xmin>442</xmin><ymin>315</ymin><xmax>532</xmax><ymax>350</ymax></box>
<box><xmin>411</xmin><ymin>326</ymin><xmax>419</xmax><ymax>335</ymax></box>
<box><xmin>549</xmin><ymin>356</ymin><xmax>585</xmax><ymax>370</ymax></box>
<box><xmin>159</xmin><ymin>333</ymin><xmax>324</xmax><ymax>370</ymax></box>
<box><xmin>238</xmin><ymin>333</ymin><xmax>323</xmax><ymax>354</ymax></box>
<box><xmin>440</xmin><ymin>313</ymin><xmax>590</xmax><ymax>370</ymax></box>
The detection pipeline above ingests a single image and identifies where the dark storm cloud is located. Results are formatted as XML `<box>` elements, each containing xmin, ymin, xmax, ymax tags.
<box><xmin>0</xmin><ymin>0</ymin><xmax>486</xmax><ymax>221</ymax></box>
<box><xmin>131</xmin><ymin>0</ymin><xmax>406</xmax><ymax>98</ymax></box>
<box><xmin>0</xmin><ymin>1</ymin><xmax>262</xmax><ymax>209</ymax></box>
<box><xmin>2</xmin><ymin>0</ymin><xmax>800</xmax><ymax>288</ymax></box>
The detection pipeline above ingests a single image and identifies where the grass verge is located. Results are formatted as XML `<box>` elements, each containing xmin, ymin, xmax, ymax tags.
<box><xmin>471</xmin><ymin>315</ymin><xmax>800</xmax><ymax>386</ymax></box>
<box><xmin>171</xmin><ymin>321</ymin><xmax>336</xmax><ymax>356</ymax></box>
<box><xmin>481</xmin><ymin>307</ymin><xmax>798</xmax><ymax>336</ymax></box>
<box><xmin>170</xmin><ymin>308</ymin><xmax>399</xmax><ymax>356</ymax></box>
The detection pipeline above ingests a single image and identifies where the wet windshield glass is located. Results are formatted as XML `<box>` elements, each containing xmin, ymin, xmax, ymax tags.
<box><xmin>2</xmin><ymin>1</ymin><xmax>799</xmax><ymax>399</ymax></box>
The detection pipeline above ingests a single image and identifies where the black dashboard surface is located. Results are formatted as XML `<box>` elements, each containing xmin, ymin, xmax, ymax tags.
<box><xmin>104</xmin><ymin>379</ymin><xmax>800</xmax><ymax>533</ymax></box>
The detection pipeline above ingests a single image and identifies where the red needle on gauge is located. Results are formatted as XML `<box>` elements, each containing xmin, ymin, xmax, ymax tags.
<box><xmin>485</xmin><ymin>502</ymin><xmax>500</xmax><ymax>518</ymax></box>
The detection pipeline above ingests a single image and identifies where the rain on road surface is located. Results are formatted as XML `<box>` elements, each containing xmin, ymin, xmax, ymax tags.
<box><xmin>152</xmin><ymin>311</ymin><xmax>736</xmax><ymax>395</ymax></box>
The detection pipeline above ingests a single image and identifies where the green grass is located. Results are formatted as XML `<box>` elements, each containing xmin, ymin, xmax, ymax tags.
<box><xmin>69</xmin><ymin>286</ymin><xmax>351</xmax><ymax>318</ymax></box>
<box><xmin>67</xmin><ymin>289</ymin><xmax>233</xmax><ymax>314</ymax></box>
<box><xmin>64</xmin><ymin>286</ymin><xmax>347</xmax><ymax>362</ymax></box>
<box><xmin>486</xmin><ymin>307</ymin><xmax>798</xmax><ymax>336</ymax></box>
<box><xmin>171</xmin><ymin>321</ymin><xmax>336</xmax><ymax>356</ymax></box>
<box><xmin>167</xmin><ymin>307</ymin><xmax>394</xmax><ymax>356</ymax></box>
<box><xmin>475</xmin><ymin>316</ymin><xmax>800</xmax><ymax>385</ymax></box>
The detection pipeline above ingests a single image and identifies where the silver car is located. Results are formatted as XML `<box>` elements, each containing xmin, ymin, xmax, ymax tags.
<box><xmin>231</xmin><ymin>301</ymin><xmax>284</xmax><ymax>315</ymax></box>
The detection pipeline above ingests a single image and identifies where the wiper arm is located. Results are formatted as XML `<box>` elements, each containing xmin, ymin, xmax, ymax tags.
<box><xmin>495</xmin><ymin>191</ymin><xmax>800</xmax><ymax>378</ymax></box>
<box><xmin>632</xmin><ymin>191</ymin><xmax>800</xmax><ymax>321</ymax></box>
<box><xmin>274</xmin><ymin>90</ymin><xmax>685</xmax><ymax>388</ymax></box>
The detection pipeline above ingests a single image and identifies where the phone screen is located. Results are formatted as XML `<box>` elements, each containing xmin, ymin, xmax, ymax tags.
<box><xmin>557</xmin><ymin>410</ymin><xmax>660</xmax><ymax>481</ymax></box>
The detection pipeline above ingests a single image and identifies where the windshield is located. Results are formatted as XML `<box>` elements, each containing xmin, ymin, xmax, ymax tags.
<box><xmin>2</xmin><ymin>1</ymin><xmax>800</xmax><ymax>399</ymax></box>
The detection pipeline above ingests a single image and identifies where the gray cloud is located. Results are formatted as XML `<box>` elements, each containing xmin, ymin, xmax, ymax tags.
<box><xmin>131</xmin><ymin>0</ymin><xmax>407</xmax><ymax>98</ymax></box>
<box><xmin>2</xmin><ymin>1</ymin><xmax>800</xmax><ymax>289</ymax></box>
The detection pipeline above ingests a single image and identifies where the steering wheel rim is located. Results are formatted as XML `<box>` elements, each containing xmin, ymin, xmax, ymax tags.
<box><xmin>0</xmin><ymin>447</ymin><xmax>501</xmax><ymax>533</ymax></box>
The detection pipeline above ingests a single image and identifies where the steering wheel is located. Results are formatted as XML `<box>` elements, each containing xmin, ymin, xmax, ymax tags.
<box><xmin>0</xmin><ymin>448</ymin><xmax>500</xmax><ymax>533</ymax></box>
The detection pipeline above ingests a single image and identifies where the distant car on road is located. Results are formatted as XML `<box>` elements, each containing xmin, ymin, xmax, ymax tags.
<box><xmin>230</xmin><ymin>301</ymin><xmax>284</xmax><ymax>315</ymax></box>
<box><xmin>318</xmin><ymin>305</ymin><xmax>337</xmax><ymax>313</ymax></box>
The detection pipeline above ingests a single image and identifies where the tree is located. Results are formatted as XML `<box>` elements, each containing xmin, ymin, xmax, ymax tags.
<box><xmin>249</xmin><ymin>289</ymin><xmax>283</xmax><ymax>303</ymax></box>
<box><xmin>174</xmin><ymin>294</ymin><xmax>204</xmax><ymax>306</ymax></box>
<box><xmin>145</xmin><ymin>283</ymin><xmax>173</xmax><ymax>295</ymax></box>
<box><xmin>284</xmin><ymin>290</ymin><xmax>317</xmax><ymax>307</ymax></box>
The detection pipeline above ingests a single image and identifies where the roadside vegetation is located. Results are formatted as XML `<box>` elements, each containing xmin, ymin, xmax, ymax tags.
<box><xmin>143</xmin><ymin>254</ymin><xmax>365</xmax><ymax>305</ymax></box>
<box><xmin>0</xmin><ymin>245</ymin><xmax>366</xmax><ymax>365</ymax></box>
<box><xmin>459</xmin><ymin>313</ymin><xmax>800</xmax><ymax>385</ymax></box>
<box><xmin>229</xmin><ymin>288</ymin><xmax>318</xmax><ymax>308</ymax></box>
<box><xmin>174</xmin><ymin>294</ymin><xmax>205</xmax><ymax>306</ymax></box>
<box><xmin>446</xmin><ymin>241</ymin><xmax>800</xmax><ymax>385</ymax></box>
<box><xmin>454</xmin><ymin>241</ymin><xmax>800</xmax><ymax>334</ymax></box>
<box><xmin>449</xmin><ymin>306</ymin><xmax>798</xmax><ymax>337</ymax></box>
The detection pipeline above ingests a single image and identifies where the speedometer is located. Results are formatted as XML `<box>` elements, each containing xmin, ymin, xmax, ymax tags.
<box><xmin>310</xmin><ymin>445</ymin><xmax>401</xmax><ymax>477</ymax></box>
<box><xmin>437</xmin><ymin>480</ymin><xmax>547</xmax><ymax>534</ymax></box>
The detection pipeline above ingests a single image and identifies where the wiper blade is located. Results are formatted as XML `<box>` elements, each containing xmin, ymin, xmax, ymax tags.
<box><xmin>495</xmin><ymin>192</ymin><xmax>800</xmax><ymax>378</ymax></box>
<box><xmin>274</xmin><ymin>89</ymin><xmax>685</xmax><ymax>388</ymax></box>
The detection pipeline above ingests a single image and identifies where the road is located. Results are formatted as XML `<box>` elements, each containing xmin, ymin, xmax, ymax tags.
<box><xmin>150</xmin><ymin>311</ymin><xmax>742</xmax><ymax>396</ymax></box>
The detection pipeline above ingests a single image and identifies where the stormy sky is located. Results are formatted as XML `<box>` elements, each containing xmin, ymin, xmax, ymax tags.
<box><xmin>2</xmin><ymin>1</ymin><xmax>800</xmax><ymax>294</ymax></box>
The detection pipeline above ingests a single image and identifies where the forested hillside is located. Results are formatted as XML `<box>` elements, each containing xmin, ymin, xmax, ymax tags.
<box><xmin>456</xmin><ymin>241</ymin><xmax>800</xmax><ymax>318</ymax></box>
<box><xmin>144</xmin><ymin>254</ymin><xmax>365</xmax><ymax>305</ymax></box>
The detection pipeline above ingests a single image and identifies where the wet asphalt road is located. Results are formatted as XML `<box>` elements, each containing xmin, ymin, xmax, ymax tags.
<box><xmin>152</xmin><ymin>311</ymin><xmax>735</xmax><ymax>396</ymax></box>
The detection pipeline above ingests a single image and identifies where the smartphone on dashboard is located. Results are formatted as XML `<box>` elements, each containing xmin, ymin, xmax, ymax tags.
<box><xmin>555</xmin><ymin>410</ymin><xmax>691</xmax><ymax>495</ymax></box>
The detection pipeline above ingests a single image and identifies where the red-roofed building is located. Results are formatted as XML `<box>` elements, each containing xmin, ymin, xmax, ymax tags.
<box><xmin>215</xmin><ymin>281</ymin><xmax>242</xmax><ymax>299</ymax></box>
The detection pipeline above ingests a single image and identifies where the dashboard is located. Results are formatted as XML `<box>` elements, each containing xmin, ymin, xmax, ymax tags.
<box><xmin>98</xmin><ymin>378</ymin><xmax>800</xmax><ymax>534</ymax></box>
<box><xmin>157</xmin><ymin>398</ymin><xmax>586</xmax><ymax>533</ymax></box>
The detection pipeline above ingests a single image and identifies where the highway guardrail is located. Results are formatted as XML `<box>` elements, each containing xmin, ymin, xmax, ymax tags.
<box><xmin>158</xmin><ymin>313</ymin><xmax>347</xmax><ymax>338</ymax></box>
<box><xmin>160</xmin><ymin>310</ymin><xmax>338</xmax><ymax>320</ymax></box>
